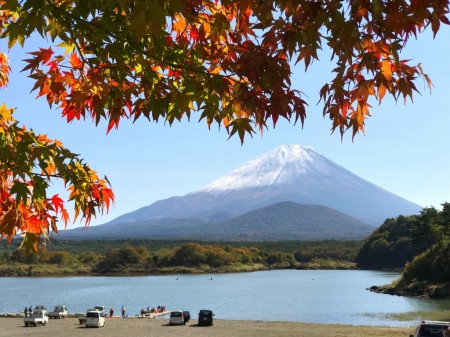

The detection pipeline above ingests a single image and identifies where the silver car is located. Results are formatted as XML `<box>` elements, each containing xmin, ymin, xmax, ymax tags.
<box><xmin>169</xmin><ymin>310</ymin><xmax>185</xmax><ymax>325</ymax></box>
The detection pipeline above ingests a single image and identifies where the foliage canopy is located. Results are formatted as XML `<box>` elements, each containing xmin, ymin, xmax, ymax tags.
<box><xmin>356</xmin><ymin>203</ymin><xmax>450</xmax><ymax>269</ymax></box>
<box><xmin>0</xmin><ymin>0</ymin><xmax>449</xmax><ymax>250</ymax></box>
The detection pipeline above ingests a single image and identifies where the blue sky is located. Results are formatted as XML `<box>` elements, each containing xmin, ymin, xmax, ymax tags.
<box><xmin>1</xmin><ymin>24</ymin><xmax>450</xmax><ymax>229</ymax></box>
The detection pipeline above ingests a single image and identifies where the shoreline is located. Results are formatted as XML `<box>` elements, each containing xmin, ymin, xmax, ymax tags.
<box><xmin>0</xmin><ymin>266</ymin><xmax>350</xmax><ymax>278</ymax></box>
<box><xmin>0</xmin><ymin>317</ymin><xmax>414</xmax><ymax>337</ymax></box>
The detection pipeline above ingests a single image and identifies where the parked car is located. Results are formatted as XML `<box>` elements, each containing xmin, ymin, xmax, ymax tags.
<box><xmin>198</xmin><ymin>309</ymin><xmax>214</xmax><ymax>326</ymax></box>
<box><xmin>24</xmin><ymin>308</ymin><xmax>49</xmax><ymax>327</ymax></box>
<box><xmin>183</xmin><ymin>311</ymin><xmax>191</xmax><ymax>323</ymax></box>
<box><xmin>79</xmin><ymin>306</ymin><xmax>106</xmax><ymax>324</ymax></box>
<box><xmin>94</xmin><ymin>305</ymin><xmax>107</xmax><ymax>316</ymax></box>
<box><xmin>78</xmin><ymin>314</ymin><xmax>86</xmax><ymax>324</ymax></box>
<box><xmin>169</xmin><ymin>310</ymin><xmax>186</xmax><ymax>325</ymax></box>
<box><xmin>410</xmin><ymin>320</ymin><xmax>450</xmax><ymax>337</ymax></box>
<box><xmin>85</xmin><ymin>309</ymin><xmax>106</xmax><ymax>328</ymax></box>
<box><xmin>48</xmin><ymin>305</ymin><xmax>68</xmax><ymax>319</ymax></box>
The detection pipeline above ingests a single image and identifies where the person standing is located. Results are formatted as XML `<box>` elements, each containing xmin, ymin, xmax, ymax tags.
<box><xmin>443</xmin><ymin>326</ymin><xmax>450</xmax><ymax>337</ymax></box>
<box><xmin>109</xmin><ymin>308</ymin><xmax>114</xmax><ymax>318</ymax></box>
<box><xmin>24</xmin><ymin>307</ymin><xmax>28</xmax><ymax>317</ymax></box>
<box><xmin>28</xmin><ymin>306</ymin><xmax>32</xmax><ymax>317</ymax></box>
<box><xmin>121</xmin><ymin>306</ymin><xmax>126</xmax><ymax>318</ymax></box>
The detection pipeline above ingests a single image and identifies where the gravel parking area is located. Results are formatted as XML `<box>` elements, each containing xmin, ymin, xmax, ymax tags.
<box><xmin>0</xmin><ymin>317</ymin><xmax>412</xmax><ymax>337</ymax></box>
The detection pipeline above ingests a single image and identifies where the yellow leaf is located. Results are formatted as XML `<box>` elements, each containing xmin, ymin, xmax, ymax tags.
<box><xmin>378</xmin><ymin>83</ymin><xmax>387</xmax><ymax>103</ymax></box>
<box><xmin>172</xmin><ymin>15</ymin><xmax>187</xmax><ymax>35</ymax></box>
<box><xmin>56</xmin><ymin>41</ymin><xmax>76</xmax><ymax>54</ymax></box>
<box><xmin>43</xmin><ymin>161</ymin><xmax>57</xmax><ymax>176</ymax></box>
<box><xmin>0</xmin><ymin>103</ymin><xmax>15</xmax><ymax>122</ymax></box>
<box><xmin>381</xmin><ymin>60</ymin><xmax>393</xmax><ymax>81</ymax></box>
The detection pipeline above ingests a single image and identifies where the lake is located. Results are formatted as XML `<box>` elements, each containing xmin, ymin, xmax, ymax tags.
<box><xmin>1</xmin><ymin>270</ymin><xmax>449</xmax><ymax>327</ymax></box>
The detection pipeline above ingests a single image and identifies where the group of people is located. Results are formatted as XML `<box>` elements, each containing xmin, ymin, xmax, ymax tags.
<box><xmin>152</xmin><ymin>305</ymin><xmax>166</xmax><ymax>313</ymax></box>
<box><xmin>108</xmin><ymin>306</ymin><xmax>127</xmax><ymax>318</ymax></box>
<box><xmin>140</xmin><ymin>305</ymin><xmax>166</xmax><ymax>315</ymax></box>
<box><xmin>23</xmin><ymin>306</ymin><xmax>32</xmax><ymax>317</ymax></box>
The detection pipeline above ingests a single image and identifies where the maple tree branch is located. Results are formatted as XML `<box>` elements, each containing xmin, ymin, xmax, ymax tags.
<box><xmin>29</xmin><ymin>171</ymin><xmax>63</xmax><ymax>179</ymax></box>
<box><xmin>41</xmin><ymin>0</ymin><xmax>249</xmax><ymax>85</ymax></box>
<box><xmin>0</xmin><ymin>161</ymin><xmax>64</xmax><ymax>180</ymax></box>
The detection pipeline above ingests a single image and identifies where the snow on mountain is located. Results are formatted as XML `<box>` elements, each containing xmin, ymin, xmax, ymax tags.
<box><xmin>198</xmin><ymin>145</ymin><xmax>329</xmax><ymax>192</ymax></box>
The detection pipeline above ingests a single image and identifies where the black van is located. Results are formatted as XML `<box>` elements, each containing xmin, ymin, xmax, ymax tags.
<box><xmin>183</xmin><ymin>311</ymin><xmax>191</xmax><ymax>323</ymax></box>
<box><xmin>410</xmin><ymin>321</ymin><xmax>450</xmax><ymax>337</ymax></box>
<box><xmin>198</xmin><ymin>309</ymin><xmax>214</xmax><ymax>326</ymax></box>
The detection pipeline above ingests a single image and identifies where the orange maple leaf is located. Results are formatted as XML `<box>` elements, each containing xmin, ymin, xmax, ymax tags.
<box><xmin>101</xmin><ymin>187</ymin><xmax>114</xmax><ymax>212</ymax></box>
<box><xmin>0</xmin><ymin>52</ymin><xmax>10</xmax><ymax>87</ymax></box>
<box><xmin>69</xmin><ymin>53</ymin><xmax>83</xmax><ymax>69</ymax></box>
<box><xmin>51</xmin><ymin>194</ymin><xmax>65</xmax><ymax>213</ymax></box>
<box><xmin>26</xmin><ymin>217</ymin><xmax>45</xmax><ymax>235</ymax></box>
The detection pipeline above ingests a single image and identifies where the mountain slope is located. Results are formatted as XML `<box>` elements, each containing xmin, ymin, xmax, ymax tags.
<box><xmin>186</xmin><ymin>201</ymin><xmax>374</xmax><ymax>241</ymax></box>
<box><xmin>59</xmin><ymin>218</ymin><xmax>211</xmax><ymax>240</ymax></box>
<box><xmin>108</xmin><ymin>145</ymin><xmax>422</xmax><ymax>227</ymax></box>
<box><xmin>60</xmin><ymin>202</ymin><xmax>372</xmax><ymax>240</ymax></box>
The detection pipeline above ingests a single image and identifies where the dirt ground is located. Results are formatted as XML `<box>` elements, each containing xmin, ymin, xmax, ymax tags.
<box><xmin>0</xmin><ymin>317</ymin><xmax>413</xmax><ymax>337</ymax></box>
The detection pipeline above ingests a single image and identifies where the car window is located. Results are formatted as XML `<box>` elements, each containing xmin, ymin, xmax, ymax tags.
<box><xmin>87</xmin><ymin>312</ymin><xmax>99</xmax><ymax>318</ymax></box>
<box><xmin>171</xmin><ymin>312</ymin><xmax>182</xmax><ymax>317</ymax></box>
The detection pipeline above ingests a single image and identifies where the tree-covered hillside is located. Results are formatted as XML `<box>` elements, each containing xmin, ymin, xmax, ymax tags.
<box><xmin>356</xmin><ymin>204</ymin><xmax>450</xmax><ymax>269</ymax></box>
<box><xmin>362</xmin><ymin>203</ymin><xmax>450</xmax><ymax>298</ymax></box>
<box><xmin>355</xmin><ymin>215</ymin><xmax>421</xmax><ymax>269</ymax></box>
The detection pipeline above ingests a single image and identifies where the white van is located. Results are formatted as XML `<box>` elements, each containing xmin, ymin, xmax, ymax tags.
<box><xmin>85</xmin><ymin>309</ymin><xmax>106</xmax><ymax>328</ymax></box>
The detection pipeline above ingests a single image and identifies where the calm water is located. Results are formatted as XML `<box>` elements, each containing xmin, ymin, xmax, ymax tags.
<box><xmin>1</xmin><ymin>270</ymin><xmax>449</xmax><ymax>326</ymax></box>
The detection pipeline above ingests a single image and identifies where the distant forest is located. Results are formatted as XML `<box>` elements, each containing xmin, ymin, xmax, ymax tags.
<box><xmin>0</xmin><ymin>239</ymin><xmax>360</xmax><ymax>276</ymax></box>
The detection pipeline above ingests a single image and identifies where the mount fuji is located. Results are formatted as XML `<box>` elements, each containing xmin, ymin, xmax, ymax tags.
<box><xmin>61</xmin><ymin>145</ymin><xmax>422</xmax><ymax>240</ymax></box>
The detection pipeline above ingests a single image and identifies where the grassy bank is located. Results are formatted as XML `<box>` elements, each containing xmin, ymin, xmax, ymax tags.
<box><xmin>382</xmin><ymin>310</ymin><xmax>450</xmax><ymax>323</ymax></box>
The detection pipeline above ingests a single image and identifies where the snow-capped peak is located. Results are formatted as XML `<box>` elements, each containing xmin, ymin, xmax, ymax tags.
<box><xmin>197</xmin><ymin>145</ymin><xmax>331</xmax><ymax>192</ymax></box>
